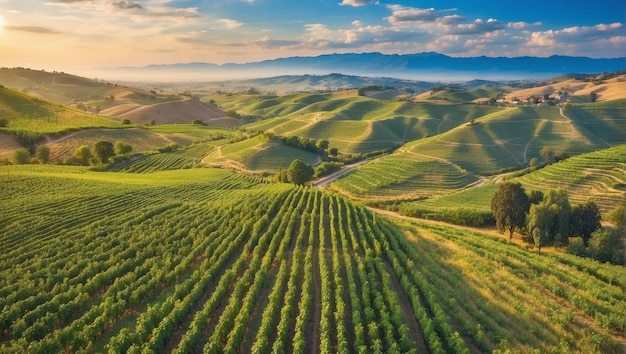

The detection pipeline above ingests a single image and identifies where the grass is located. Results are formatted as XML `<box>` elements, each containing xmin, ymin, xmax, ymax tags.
<box><xmin>0</xmin><ymin>87</ymin><xmax>122</xmax><ymax>135</ymax></box>
<box><xmin>202</xmin><ymin>134</ymin><xmax>318</xmax><ymax>172</ymax></box>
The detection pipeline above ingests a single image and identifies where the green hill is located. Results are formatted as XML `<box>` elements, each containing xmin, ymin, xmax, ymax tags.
<box><xmin>399</xmin><ymin>145</ymin><xmax>625</xmax><ymax>220</ymax></box>
<box><xmin>402</xmin><ymin>104</ymin><xmax>626</xmax><ymax>175</ymax></box>
<box><xmin>0</xmin><ymin>86</ymin><xmax>122</xmax><ymax>136</ymax></box>
<box><xmin>331</xmin><ymin>152</ymin><xmax>478</xmax><ymax>201</ymax></box>
<box><xmin>201</xmin><ymin>134</ymin><xmax>318</xmax><ymax>173</ymax></box>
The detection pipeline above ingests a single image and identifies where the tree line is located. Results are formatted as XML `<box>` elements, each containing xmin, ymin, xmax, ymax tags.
<box><xmin>491</xmin><ymin>182</ymin><xmax>624</xmax><ymax>264</ymax></box>
<box><xmin>10</xmin><ymin>140</ymin><xmax>133</xmax><ymax>166</ymax></box>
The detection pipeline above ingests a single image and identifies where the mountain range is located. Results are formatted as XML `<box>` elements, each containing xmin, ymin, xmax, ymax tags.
<box><xmin>106</xmin><ymin>52</ymin><xmax>625</xmax><ymax>81</ymax></box>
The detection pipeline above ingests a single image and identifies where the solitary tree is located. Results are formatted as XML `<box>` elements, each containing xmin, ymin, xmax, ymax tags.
<box><xmin>74</xmin><ymin>145</ymin><xmax>91</xmax><ymax>165</ymax></box>
<box><xmin>94</xmin><ymin>140</ymin><xmax>115</xmax><ymax>164</ymax></box>
<box><xmin>36</xmin><ymin>145</ymin><xmax>50</xmax><ymax>164</ymax></box>
<box><xmin>13</xmin><ymin>147</ymin><xmax>31</xmax><ymax>165</ymax></box>
<box><xmin>287</xmin><ymin>159</ymin><xmax>314</xmax><ymax>185</ymax></box>
<box><xmin>588</xmin><ymin>228</ymin><xmax>624</xmax><ymax>264</ymax></box>
<box><xmin>570</xmin><ymin>201</ymin><xmax>602</xmax><ymax>245</ymax></box>
<box><xmin>329</xmin><ymin>147</ymin><xmax>338</xmax><ymax>157</ymax></box>
<box><xmin>491</xmin><ymin>182</ymin><xmax>531</xmax><ymax>239</ymax></box>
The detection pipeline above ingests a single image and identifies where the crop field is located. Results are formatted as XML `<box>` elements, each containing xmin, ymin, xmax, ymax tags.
<box><xmin>331</xmin><ymin>153</ymin><xmax>478</xmax><ymax>201</ymax></box>
<box><xmin>1</xmin><ymin>166</ymin><xmax>623</xmax><ymax>353</ymax></box>
<box><xmin>202</xmin><ymin>135</ymin><xmax>318</xmax><ymax>172</ymax></box>
<box><xmin>512</xmin><ymin>144</ymin><xmax>626</xmax><ymax>213</ymax></box>
<box><xmin>115</xmin><ymin>143</ymin><xmax>218</xmax><ymax>173</ymax></box>
<box><xmin>565</xmin><ymin>100</ymin><xmax>626</xmax><ymax>146</ymax></box>
<box><xmin>0</xmin><ymin>88</ymin><xmax>122</xmax><ymax>135</ymax></box>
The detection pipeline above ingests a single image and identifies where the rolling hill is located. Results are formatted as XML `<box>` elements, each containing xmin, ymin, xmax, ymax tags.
<box><xmin>100</xmin><ymin>98</ymin><xmax>239</xmax><ymax>126</ymax></box>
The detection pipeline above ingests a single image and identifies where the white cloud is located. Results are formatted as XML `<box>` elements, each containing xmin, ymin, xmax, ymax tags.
<box><xmin>449</xmin><ymin>18</ymin><xmax>504</xmax><ymax>35</ymax></box>
<box><xmin>528</xmin><ymin>23</ymin><xmax>624</xmax><ymax>47</ymax></box>
<box><xmin>352</xmin><ymin>20</ymin><xmax>362</xmax><ymax>27</ymax></box>
<box><xmin>218</xmin><ymin>18</ymin><xmax>243</xmax><ymax>29</ymax></box>
<box><xmin>339</xmin><ymin>0</ymin><xmax>377</xmax><ymax>7</ymax></box>
<box><xmin>507</xmin><ymin>21</ymin><xmax>541</xmax><ymax>29</ymax></box>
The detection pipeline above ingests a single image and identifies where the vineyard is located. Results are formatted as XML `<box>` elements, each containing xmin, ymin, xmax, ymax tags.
<box><xmin>1</xmin><ymin>166</ymin><xmax>624</xmax><ymax>353</ymax></box>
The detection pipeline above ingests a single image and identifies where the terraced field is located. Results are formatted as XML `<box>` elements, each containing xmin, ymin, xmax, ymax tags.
<box><xmin>512</xmin><ymin>144</ymin><xmax>626</xmax><ymax>213</ymax></box>
<box><xmin>201</xmin><ymin>134</ymin><xmax>318</xmax><ymax>173</ymax></box>
<box><xmin>331</xmin><ymin>152</ymin><xmax>478</xmax><ymax>201</ymax></box>
<box><xmin>1</xmin><ymin>166</ymin><xmax>623</xmax><ymax>353</ymax></box>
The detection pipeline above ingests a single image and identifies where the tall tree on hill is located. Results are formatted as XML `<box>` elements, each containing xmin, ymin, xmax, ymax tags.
<box><xmin>570</xmin><ymin>201</ymin><xmax>602</xmax><ymax>245</ymax></box>
<box><xmin>542</xmin><ymin>189</ymin><xmax>571</xmax><ymax>246</ymax></box>
<box><xmin>36</xmin><ymin>145</ymin><xmax>50</xmax><ymax>164</ymax></box>
<box><xmin>491</xmin><ymin>182</ymin><xmax>531</xmax><ymax>239</ymax></box>
<box><xmin>527</xmin><ymin>203</ymin><xmax>553</xmax><ymax>252</ymax></box>
<box><xmin>13</xmin><ymin>148</ymin><xmax>31</xmax><ymax>165</ymax></box>
<box><xmin>94</xmin><ymin>140</ymin><xmax>115</xmax><ymax>164</ymax></box>
<box><xmin>74</xmin><ymin>145</ymin><xmax>91</xmax><ymax>166</ymax></box>
<box><xmin>287</xmin><ymin>159</ymin><xmax>314</xmax><ymax>185</ymax></box>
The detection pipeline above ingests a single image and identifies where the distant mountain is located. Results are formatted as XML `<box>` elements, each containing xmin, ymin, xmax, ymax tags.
<box><xmin>105</xmin><ymin>52</ymin><xmax>625</xmax><ymax>81</ymax></box>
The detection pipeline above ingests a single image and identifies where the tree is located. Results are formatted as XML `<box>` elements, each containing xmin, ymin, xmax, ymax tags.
<box><xmin>587</xmin><ymin>228</ymin><xmax>624</xmax><ymax>264</ymax></box>
<box><xmin>543</xmin><ymin>189</ymin><xmax>571</xmax><ymax>246</ymax></box>
<box><xmin>528</xmin><ymin>190</ymin><xmax>544</xmax><ymax>205</ymax></box>
<box><xmin>94</xmin><ymin>140</ymin><xmax>115</xmax><ymax>164</ymax></box>
<box><xmin>13</xmin><ymin>147</ymin><xmax>31</xmax><ymax>165</ymax></box>
<box><xmin>316</xmin><ymin>139</ymin><xmax>329</xmax><ymax>152</ymax></box>
<box><xmin>491</xmin><ymin>182</ymin><xmax>531</xmax><ymax>239</ymax></box>
<box><xmin>287</xmin><ymin>159</ymin><xmax>314</xmax><ymax>185</ymax></box>
<box><xmin>605</xmin><ymin>205</ymin><xmax>624</xmax><ymax>233</ymax></box>
<box><xmin>35</xmin><ymin>145</ymin><xmax>50</xmax><ymax>164</ymax></box>
<box><xmin>148</xmin><ymin>119</ymin><xmax>156</xmax><ymax>126</ymax></box>
<box><xmin>590</xmin><ymin>92</ymin><xmax>598</xmax><ymax>102</ymax></box>
<box><xmin>570</xmin><ymin>201</ymin><xmax>601</xmax><ymax>245</ymax></box>
<box><xmin>114</xmin><ymin>141</ymin><xmax>132</xmax><ymax>155</ymax></box>
<box><xmin>527</xmin><ymin>203</ymin><xmax>553</xmax><ymax>252</ymax></box>
<box><xmin>121</xmin><ymin>119</ymin><xmax>131</xmax><ymax>125</ymax></box>
<box><xmin>329</xmin><ymin>147</ymin><xmax>338</xmax><ymax>156</ymax></box>
<box><xmin>540</xmin><ymin>147</ymin><xmax>554</xmax><ymax>164</ymax></box>
<box><xmin>74</xmin><ymin>145</ymin><xmax>92</xmax><ymax>166</ymax></box>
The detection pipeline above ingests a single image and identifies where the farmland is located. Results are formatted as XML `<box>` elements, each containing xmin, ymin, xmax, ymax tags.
<box><xmin>1</xmin><ymin>68</ymin><xmax>625</xmax><ymax>353</ymax></box>
<box><xmin>1</xmin><ymin>166</ymin><xmax>623</xmax><ymax>353</ymax></box>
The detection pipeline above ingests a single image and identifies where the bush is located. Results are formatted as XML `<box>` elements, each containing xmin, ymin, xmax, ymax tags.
<box><xmin>566</xmin><ymin>237</ymin><xmax>587</xmax><ymax>257</ymax></box>
<box><xmin>13</xmin><ymin>147</ymin><xmax>31</xmax><ymax>165</ymax></box>
<box><xmin>314</xmin><ymin>161</ymin><xmax>342</xmax><ymax>178</ymax></box>
<box><xmin>399</xmin><ymin>204</ymin><xmax>494</xmax><ymax>227</ymax></box>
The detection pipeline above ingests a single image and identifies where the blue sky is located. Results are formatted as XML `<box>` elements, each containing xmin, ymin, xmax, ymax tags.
<box><xmin>0</xmin><ymin>0</ymin><xmax>624</xmax><ymax>73</ymax></box>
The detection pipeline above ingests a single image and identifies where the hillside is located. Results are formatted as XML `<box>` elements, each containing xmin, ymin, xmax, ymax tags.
<box><xmin>1</xmin><ymin>165</ymin><xmax>623</xmax><ymax>353</ymax></box>
<box><xmin>100</xmin><ymin>98</ymin><xmax>239</xmax><ymax>126</ymax></box>
<box><xmin>0</xmin><ymin>86</ymin><xmax>122</xmax><ymax>135</ymax></box>
<box><xmin>504</xmin><ymin>74</ymin><xmax>626</xmax><ymax>103</ymax></box>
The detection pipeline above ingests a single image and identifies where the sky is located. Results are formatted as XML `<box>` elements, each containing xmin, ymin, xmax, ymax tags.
<box><xmin>0</xmin><ymin>0</ymin><xmax>624</xmax><ymax>75</ymax></box>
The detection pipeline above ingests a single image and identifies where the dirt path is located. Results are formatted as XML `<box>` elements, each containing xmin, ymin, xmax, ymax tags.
<box><xmin>312</xmin><ymin>158</ymin><xmax>372</xmax><ymax>187</ymax></box>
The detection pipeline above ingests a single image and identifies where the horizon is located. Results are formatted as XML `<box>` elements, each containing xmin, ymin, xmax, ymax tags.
<box><xmin>0</xmin><ymin>0</ymin><xmax>624</xmax><ymax>77</ymax></box>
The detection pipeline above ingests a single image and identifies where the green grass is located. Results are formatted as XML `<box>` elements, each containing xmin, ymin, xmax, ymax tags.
<box><xmin>202</xmin><ymin>134</ymin><xmax>318</xmax><ymax>172</ymax></box>
<box><xmin>0</xmin><ymin>87</ymin><xmax>122</xmax><ymax>135</ymax></box>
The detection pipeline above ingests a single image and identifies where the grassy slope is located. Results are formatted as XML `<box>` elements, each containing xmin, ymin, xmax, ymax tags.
<box><xmin>403</xmin><ymin>145</ymin><xmax>626</xmax><ymax>216</ymax></box>
<box><xmin>403</xmin><ymin>103</ymin><xmax>626</xmax><ymax>175</ymax></box>
<box><xmin>222</xmin><ymin>92</ymin><xmax>504</xmax><ymax>155</ymax></box>
<box><xmin>201</xmin><ymin>134</ymin><xmax>318</xmax><ymax>173</ymax></box>
<box><xmin>0</xmin><ymin>87</ymin><xmax>122</xmax><ymax>135</ymax></box>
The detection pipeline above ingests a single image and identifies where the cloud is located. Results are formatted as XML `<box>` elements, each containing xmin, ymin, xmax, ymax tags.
<box><xmin>5</xmin><ymin>25</ymin><xmax>61</xmax><ymax>34</ymax></box>
<box><xmin>253</xmin><ymin>37</ymin><xmax>301</xmax><ymax>49</ymax></box>
<box><xmin>218</xmin><ymin>18</ymin><xmax>243</xmax><ymax>29</ymax></box>
<box><xmin>352</xmin><ymin>20</ymin><xmax>362</xmax><ymax>27</ymax></box>
<box><xmin>385</xmin><ymin>5</ymin><xmax>461</xmax><ymax>25</ymax></box>
<box><xmin>339</xmin><ymin>0</ymin><xmax>377</xmax><ymax>7</ymax></box>
<box><xmin>111</xmin><ymin>1</ymin><xmax>142</xmax><ymax>10</ymax></box>
<box><xmin>528</xmin><ymin>23</ymin><xmax>624</xmax><ymax>47</ymax></box>
<box><xmin>507</xmin><ymin>21</ymin><xmax>541</xmax><ymax>29</ymax></box>
<box><xmin>46</xmin><ymin>0</ymin><xmax>90</xmax><ymax>3</ymax></box>
<box><xmin>449</xmin><ymin>18</ymin><xmax>504</xmax><ymax>35</ymax></box>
